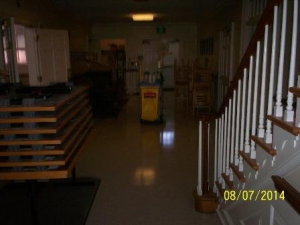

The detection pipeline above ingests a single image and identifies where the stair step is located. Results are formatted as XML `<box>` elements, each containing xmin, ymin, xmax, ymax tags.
<box><xmin>221</xmin><ymin>173</ymin><xmax>234</xmax><ymax>189</ymax></box>
<box><xmin>289</xmin><ymin>87</ymin><xmax>300</xmax><ymax>98</ymax></box>
<box><xmin>267</xmin><ymin>115</ymin><xmax>300</xmax><ymax>135</ymax></box>
<box><xmin>251</xmin><ymin>136</ymin><xmax>277</xmax><ymax>156</ymax></box>
<box><xmin>230</xmin><ymin>163</ymin><xmax>246</xmax><ymax>182</ymax></box>
<box><xmin>215</xmin><ymin>181</ymin><xmax>225</xmax><ymax>198</ymax></box>
<box><xmin>239</xmin><ymin>151</ymin><xmax>259</xmax><ymax>171</ymax></box>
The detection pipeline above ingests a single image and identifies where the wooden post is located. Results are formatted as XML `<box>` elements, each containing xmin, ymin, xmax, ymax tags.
<box><xmin>193</xmin><ymin>114</ymin><xmax>218</xmax><ymax>213</ymax></box>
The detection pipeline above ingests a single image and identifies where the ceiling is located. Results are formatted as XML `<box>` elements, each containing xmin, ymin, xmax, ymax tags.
<box><xmin>53</xmin><ymin>0</ymin><xmax>229</xmax><ymax>24</ymax></box>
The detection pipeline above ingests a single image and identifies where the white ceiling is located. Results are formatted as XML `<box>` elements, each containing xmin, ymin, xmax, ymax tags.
<box><xmin>53</xmin><ymin>0</ymin><xmax>229</xmax><ymax>24</ymax></box>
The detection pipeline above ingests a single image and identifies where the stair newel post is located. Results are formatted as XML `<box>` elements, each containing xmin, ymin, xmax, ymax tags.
<box><xmin>265</xmin><ymin>5</ymin><xmax>278</xmax><ymax>144</ymax></box>
<box><xmin>284</xmin><ymin>0</ymin><xmax>298</xmax><ymax>122</ymax></box>
<box><xmin>258</xmin><ymin>25</ymin><xmax>269</xmax><ymax>138</ymax></box>
<box><xmin>194</xmin><ymin>114</ymin><xmax>218</xmax><ymax>213</ymax></box>
<box><xmin>250</xmin><ymin>41</ymin><xmax>261</xmax><ymax>160</ymax></box>
<box><xmin>202</xmin><ymin>117</ymin><xmax>210</xmax><ymax>194</ymax></box>
<box><xmin>274</xmin><ymin>0</ymin><xmax>287</xmax><ymax>117</ymax></box>
<box><xmin>197</xmin><ymin>120</ymin><xmax>203</xmax><ymax>196</ymax></box>
<box><xmin>245</xmin><ymin>56</ymin><xmax>254</xmax><ymax>153</ymax></box>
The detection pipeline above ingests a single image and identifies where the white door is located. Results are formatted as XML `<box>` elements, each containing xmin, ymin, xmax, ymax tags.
<box><xmin>27</xmin><ymin>28</ymin><xmax>70</xmax><ymax>86</ymax></box>
<box><xmin>162</xmin><ymin>41</ymin><xmax>179</xmax><ymax>89</ymax></box>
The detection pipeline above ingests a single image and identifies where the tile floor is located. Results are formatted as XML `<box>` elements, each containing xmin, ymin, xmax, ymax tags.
<box><xmin>77</xmin><ymin>91</ymin><xmax>222</xmax><ymax>225</ymax></box>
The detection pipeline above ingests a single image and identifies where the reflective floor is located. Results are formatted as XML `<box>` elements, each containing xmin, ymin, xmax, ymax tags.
<box><xmin>77</xmin><ymin>91</ymin><xmax>222</xmax><ymax>225</ymax></box>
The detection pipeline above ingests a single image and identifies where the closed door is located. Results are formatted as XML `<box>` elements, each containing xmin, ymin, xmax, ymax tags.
<box><xmin>26</xmin><ymin>28</ymin><xmax>70</xmax><ymax>86</ymax></box>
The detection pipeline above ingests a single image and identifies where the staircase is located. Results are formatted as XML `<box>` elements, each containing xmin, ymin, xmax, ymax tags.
<box><xmin>200</xmin><ymin>0</ymin><xmax>300</xmax><ymax>223</ymax></box>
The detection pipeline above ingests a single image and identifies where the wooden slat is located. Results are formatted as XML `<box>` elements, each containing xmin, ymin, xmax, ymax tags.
<box><xmin>0</xmin><ymin>97</ymin><xmax>88</xmax><ymax>124</ymax></box>
<box><xmin>0</xmin><ymin>107</ymin><xmax>92</xmax><ymax>146</ymax></box>
<box><xmin>0</xmin><ymin>170</ymin><xmax>69</xmax><ymax>180</ymax></box>
<box><xmin>64</xmin><ymin>127</ymin><xmax>95</xmax><ymax>175</ymax></box>
<box><xmin>0</xmin><ymin>85</ymin><xmax>94</xmax><ymax>180</ymax></box>
<box><xmin>55</xmin><ymin>93</ymin><xmax>88</xmax><ymax>120</ymax></box>
<box><xmin>0</xmin><ymin>110</ymin><xmax>92</xmax><ymax>156</ymax></box>
<box><xmin>267</xmin><ymin>115</ymin><xmax>300</xmax><ymax>135</ymax></box>
<box><xmin>251</xmin><ymin>136</ymin><xmax>277</xmax><ymax>156</ymax></box>
<box><xmin>0</xmin><ymin>86</ymin><xmax>88</xmax><ymax>112</ymax></box>
<box><xmin>0</xmin><ymin>127</ymin><xmax>57</xmax><ymax>135</ymax></box>
<box><xmin>0</xmin><ymin>159</ymin><xmax>65</xmax><ymax>167</ymax></box>
<box><xmin>59</xmin><ymin>107</ymin><xmax>92</xmax><ymax>144</ymax></box>
<box><xmin>0</xmin><ymin>117</ymin><xmax>57</xmax><ymax>123</ymax></box>
<box><xmin>0</xmin><ymin>148</ymin><xmax>64</xmax><ymax>157</ymax></box>
<box><xmin>0</xmin><ymin>139</ymin><xmax>61</xmax><ymax>146</ymax></box>
<box><xmin>63</xmin><ymin>121</ymin><xmax>93</xmax><ymax>166</ymax></box>
<box><xmin>0</xmin><ymin>121</ymin><xmax>93</xmax><ymax>167</ymax></box>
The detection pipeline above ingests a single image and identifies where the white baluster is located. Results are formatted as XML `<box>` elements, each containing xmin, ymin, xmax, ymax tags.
<box><xmin>239</xmin><ymin>70</ymin><xmax>247</xmax><ymax>171</ymax></box>
<box><xmin>245</xmin><ymin>56</ymin><xmax>254</xmax><ymax>153</ymax></box>
<box><xmin>208</xmin><ymin>122</ymin><xmax>210</xmax><ymax>187</ymax></box>
<box><xmin>240</xmin><ymin>69</ymin><xmax>247</xmax><ymax>152</ymax></box>
<box><xmin>284</xmin><ymin>0</ymin><xmax>298</xmax><ymax>122</ymax></box>
<box><xmin>214</xmin><ymin>119</ymin><xmax>218</xmax><ymax>193</ymax></box>
<box><xmin>235</xmin><ymin>80</ymin><xmax>242</xmax><ymax>166</ymax></box>
<box><xmin>258</xmin><ymin>25</ymin><xmax>269</xmax><ymax>138</ymax></box>
<box><xmin>219</xmin><ymin>114</ymin><xmax>225</xmax><ymax>183</ymax></box>
<box><xmin>230</xmin><ymin>90</ymin><xmax>236</xmax><ymax>181</ymax></box>
<box><xmin>274</xmin><ymin>0</ymin><xmax>287</xmax><ymax>117</ymax></box>
<box><xmin>251</xmin><ymin>42</ymin><xmax>261</xmax><ymax>159</ymax></box>
<box><xmin>224</xmin><ymin>107</ymin><xmax>228</xmax><ymax>176</ymax></box>
<box><xmin>197</xmin><ymin>121</ymin><xmax>203</xmax><ymax>196</ymax></box>
<box><xmin>226</xmin><ymin>100</ymin><xmax>232</xmax><ymax>176</ymax></box>
<box><xmin>265</xmin><ymin>6</ymin><xmax>278</xmax><ymax>144</ymax></box>
<box><xmin>218</xmin><ymin>118</ymin><xmax>222</xmax><ymax>181</ymax></box>
<box><xmin>221</xmin><ymin>112</ymin><xmax>226</xmax><ymax>189</ymax></box>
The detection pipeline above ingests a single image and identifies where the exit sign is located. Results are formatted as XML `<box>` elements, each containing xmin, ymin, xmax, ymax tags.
<box><xmin>157</xmin><ymin>26</ymin><xmax>166</xmax><ymax>34</ymax></box>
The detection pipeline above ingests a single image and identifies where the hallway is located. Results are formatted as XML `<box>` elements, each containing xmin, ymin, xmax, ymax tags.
<box><xmin>77</xmin><ymin>92</ymin><xmax>222</xmax><ymax>225</ymax></box>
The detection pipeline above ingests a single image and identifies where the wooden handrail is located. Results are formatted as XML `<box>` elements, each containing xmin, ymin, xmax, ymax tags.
<box><xmin>271</xmin><ymin>176</ymin><xmax>300</xmax><ymax>215</ymax></box>
<box><xmin>219</xmin><ymin>0</ymin><xmax>283</xmax><ymax>115</ymax></box>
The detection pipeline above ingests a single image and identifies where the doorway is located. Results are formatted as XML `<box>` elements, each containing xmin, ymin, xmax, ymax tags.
<box><xmin>142</xmin><ymin>39</ymin><xmax>179</xmax><ymax>89</ymax></box>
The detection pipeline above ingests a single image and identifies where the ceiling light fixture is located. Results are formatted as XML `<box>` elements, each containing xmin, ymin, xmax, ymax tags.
<box><xmin>132</xmin><ymin>14</ymin><xmax>154</xmax><ymax>21</ymax></box>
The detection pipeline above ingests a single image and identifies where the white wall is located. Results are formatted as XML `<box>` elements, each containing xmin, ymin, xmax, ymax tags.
<box><xmin>90</xmin><ymin>22</ymin><xmax>198</xmax><ymax>88</ymax></box>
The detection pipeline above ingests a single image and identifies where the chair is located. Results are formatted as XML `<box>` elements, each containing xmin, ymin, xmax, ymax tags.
<box><xmin>174</xmin><ymin>59</ymin><xmax>191</xmax><ymax>106</ymax></box>
<box><xmin>191</xmin><ymin>68</ymin><xmax>212</xmax><ymax>114</ymax></box>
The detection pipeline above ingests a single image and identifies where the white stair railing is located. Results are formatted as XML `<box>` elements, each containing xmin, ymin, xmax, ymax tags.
<box><xmin>213</xmin><ymin>0</ymin><xmax>300</xmax><ymax>194</ymax></box>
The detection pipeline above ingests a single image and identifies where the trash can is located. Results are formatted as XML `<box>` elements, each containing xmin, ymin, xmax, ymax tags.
<box><xmin>140</xmin><ymin>82</ymin><xmax>163</xmax><ymax>123</ymax></box>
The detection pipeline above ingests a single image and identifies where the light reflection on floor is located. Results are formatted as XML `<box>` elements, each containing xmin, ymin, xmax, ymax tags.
<box><xmin>160</xmin><ymin>130</ymin><xmax>175</xmax><ymax>147</ymax></box>
<box><xmin>78</xmin><ymin>91</ymin><xmax>222</xmax><ymax>225</ymax></box>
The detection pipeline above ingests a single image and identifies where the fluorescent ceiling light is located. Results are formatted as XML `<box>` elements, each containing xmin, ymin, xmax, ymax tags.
<box><xmin>132</xmin><ymin>14</ymin><xmax>154</xmax><ymax>21</ymax></box>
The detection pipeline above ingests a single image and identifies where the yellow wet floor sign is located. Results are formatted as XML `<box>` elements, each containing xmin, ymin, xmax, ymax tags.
<box><xmin>140</xmin><ymin>86</ymin><xmax>160</xmax><ymax>121</ymax></box>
